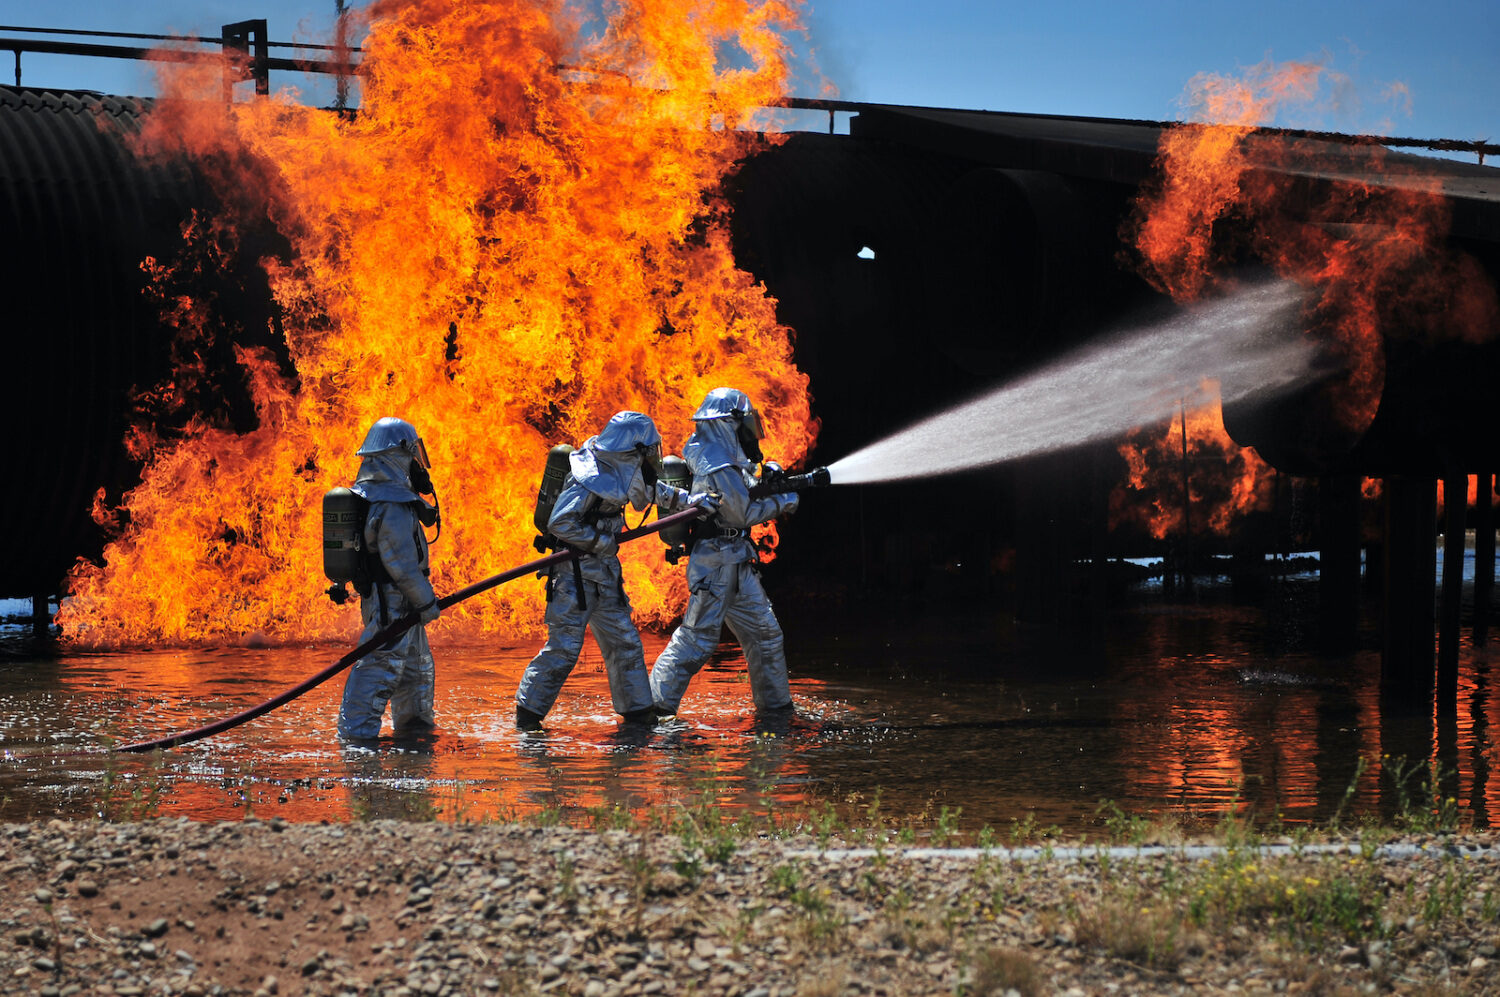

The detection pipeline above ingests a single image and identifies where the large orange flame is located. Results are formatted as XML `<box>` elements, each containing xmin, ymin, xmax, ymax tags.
<box><xmin>1117</xmin><ymin>60</ymin><xmax>1498</xmax><ymax>539</ymax></box>
<box><xmin>1112</xmin><ymin>397</ymin><xmax>1275</xmax><ymax>541</ymax></box>
<box><xmin>58</xmin><ymin>0</ymin><xmax>817</xmax><ymax>647</ymax></box>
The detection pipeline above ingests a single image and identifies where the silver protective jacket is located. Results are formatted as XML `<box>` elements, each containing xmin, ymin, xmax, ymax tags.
<box><xmin>552</xmin><ymin>446</ymin><xmax>691</xmax><ymax>582</ymax></box>
<box><xmin>681</xmin><ymin>419</ymin><xmax>798</xmax><ymax>562</ymax></box>
<box><xmin>337</xmin><ymin>499</ymin><xmax>438</xmax><ymax>740</ymax></box>
<box><xmin>517</xmin><ymin>447</ymin><xmax>690</xmax><ymax>719</ymax></box>
<box><xmin>648</xmin><ymin>419</ymin><xmax>796</xmax><ymax>713</ymax></box>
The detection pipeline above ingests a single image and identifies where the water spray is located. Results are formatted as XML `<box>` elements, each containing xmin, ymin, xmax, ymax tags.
<box><xmin>826</xmin><ymin>279</ymin><xmax>1321</xmax><ymax>486</ymax></box>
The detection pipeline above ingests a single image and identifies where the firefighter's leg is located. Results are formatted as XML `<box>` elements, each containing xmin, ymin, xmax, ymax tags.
<box><xmin>339</xmin><ymin>595</ymin><xmax>400</xmax><ymax>741</ymax></box>
<box><xmin>650</xmin><ymin>565</ymin><xmax>733</xmax><ymax>713</ymax></box>
<box><xmin>722</xmin><ymin>564</ymin><xmax>792</xmax><ymax>711</ymax></box>
<box><xmin>588</xmin><ymin>583</ymin><xmax>652</xmax><ymax>716</ymax></box>
<box><xmin>389</xmin><ymin>624</ymin><xmax>436</xmax><ymax>735</ymax></box>
<box><xmin>516</xmin><ymin>572</ymin><xmax>592</xmax><ymax>718</ymax></box>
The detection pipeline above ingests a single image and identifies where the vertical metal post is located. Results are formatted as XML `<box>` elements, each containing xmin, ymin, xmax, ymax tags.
<box><xmin>30</xmin><ymin>593</ymin><xmax>48</xmax><ymax>637</ymax></box>
<box><xmin>1381</xmin><ymin>476</ymin><xmax>1436</xmax><ymax>698</ymax></box>
<box><xmin>1177</xmin><ymin>403</ymin><xmax>1192</xmax><ymax>594</ymax></box>
<box><xmin>1439</xmin><ymin>474</ymin><xmax>1467</xmax><ymax>708</ymax></box>
<box><xmin>334</xmin><ymin>0</ymin><xmax>352</xmax><ymax>112</ymax></box>
<box><xmin>1318</xmin><ymin>475</ymin><xmax>1361</xmax><ymax>654</ymax></box>
<box><xmin>1475</xmin><ymin>473</ymin><xmax>1495</xmax><ymax>644</ymax></box>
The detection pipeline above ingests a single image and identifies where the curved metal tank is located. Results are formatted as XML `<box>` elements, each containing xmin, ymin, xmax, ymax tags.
<box><xmin>0</xmin><ymin>85</ymin><xmax>272</xmax><ymax>601</ymax></box>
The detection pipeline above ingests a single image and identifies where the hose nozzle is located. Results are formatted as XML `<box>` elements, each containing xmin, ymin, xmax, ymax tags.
<box><xmin>779</xmin><ymin>466</ymin><xmax>831</xmax><ymax>492</ymax></box>
<box><xmin>749</xmin><ymin>465</ymin><xmax>831</xmax><ymax>498</ymax></box>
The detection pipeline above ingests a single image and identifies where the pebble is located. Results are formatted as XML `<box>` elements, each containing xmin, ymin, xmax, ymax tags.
<box><xmin>0</xmin><ymin>820</ymin><xmax>1496</xmax><ymax>996</ymax></box>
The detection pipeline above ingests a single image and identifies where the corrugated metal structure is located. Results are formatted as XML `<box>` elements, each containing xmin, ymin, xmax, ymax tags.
<box><xmin>0</xmin><ymin>85</ymin><xmax>280</xmax><ymax>604</ymax></box>
<box><xmin>1</xmin><ymin>87</ymin><xmax>191</xmax><ymax>601</ymax></box>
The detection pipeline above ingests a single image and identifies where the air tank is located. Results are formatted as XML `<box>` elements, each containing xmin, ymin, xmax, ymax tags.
<box><xmin>658</xmin><ymin>454</ymin><xmax>692</xmax><ymax>563</ymax></box>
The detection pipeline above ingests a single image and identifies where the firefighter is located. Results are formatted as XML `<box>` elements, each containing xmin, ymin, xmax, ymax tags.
<box><xmin>516</xmin><ymin>411</ymin><xmax>717</xmax><ymax>729</ymax></box>
<box><xmin>337</xmin><ymin>417</ymin><xmax>442</xmax><ymax>744</ymax></box>
<box><xmin>650</xmin><ymin>388</ymin><xmax>799</xmax><ymax>717</ymax></box>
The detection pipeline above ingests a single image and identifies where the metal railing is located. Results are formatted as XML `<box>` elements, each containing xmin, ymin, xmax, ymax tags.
<box><xmin>0</xmin><ymin>22</ymin><xmax>359</xmax><ymax>102</ymax></box>
<box><xmin>2</xmin><ymin>22</ymin><xmax>1493</xmax><ymax>164</ymax></box>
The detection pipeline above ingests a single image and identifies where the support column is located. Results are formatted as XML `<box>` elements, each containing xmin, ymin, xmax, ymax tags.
<box><xmin>1439</xmin><ymin>473</ymin><xmax>1467</xmax><ymax>709</ymax></box>
<box><xmin>1381</xmin><ymin>476</ymin><xmax>1436</xmax><ymax>699</ymax></box>
<box><xmin>1475</xmin><ymin>473</ymin><xmax>1495</xmax><ymax>645</ymax></box>
<box><xmin>1318</xmin><ymin>475</ymin><xmax>1362</xmax><ymax>655</ymax></box>
<box><xmin>1089</xmin><ymin>444</ymin><xmax>1112</xmax><ymax>620</ymax></box>
<box><xmin>1013</xmin><ymin>455</ymin><xmax>1068</xmax><ymax>626</ymax></box>
<box><xmin>31</xmin><ymin>592</ymin><xmax>49</xmax><ymax>637</ymax></box>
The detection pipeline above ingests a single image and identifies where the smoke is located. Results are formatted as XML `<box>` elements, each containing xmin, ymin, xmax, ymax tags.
<box><xmin>827</xmin><ymin>279</ymin><xmax>1318</xmax><ymax>486</ymax></box>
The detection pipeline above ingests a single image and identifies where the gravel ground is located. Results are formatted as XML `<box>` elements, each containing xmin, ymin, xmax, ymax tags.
<box><xmin>3</xmin><ymin>818</ymin><xmax>1500</xmax><ymax>996</ymax></box>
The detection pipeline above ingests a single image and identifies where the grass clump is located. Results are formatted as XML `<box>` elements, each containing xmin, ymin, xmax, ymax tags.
<box><xmin>963</xmin><ymin>945</ymin><xmax>1045</xmax><ymax>997</ymax></box>
<box><xmin>1183</xmin><ymin>850</ymin><xmax>1384</xmax><ymax>947</ymax></box>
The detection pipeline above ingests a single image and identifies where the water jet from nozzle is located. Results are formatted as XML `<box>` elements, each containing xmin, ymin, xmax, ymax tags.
<box><xmin>824</xmin><ymin>279</ymin><xmax>1321</xmax><ymax>487</ymax></box>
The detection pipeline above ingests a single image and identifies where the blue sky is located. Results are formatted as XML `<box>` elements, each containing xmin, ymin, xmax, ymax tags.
<box><xmin>5</xmin><ymin>1</ymin><xmax>1496</xmax><ymax>148</ymax></box>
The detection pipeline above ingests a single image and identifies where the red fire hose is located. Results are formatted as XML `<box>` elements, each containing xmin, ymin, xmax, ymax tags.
<box><xmin>113</xmin><ymin>505</ymin><xmax>708</xmax><ymax>753</ymax></box>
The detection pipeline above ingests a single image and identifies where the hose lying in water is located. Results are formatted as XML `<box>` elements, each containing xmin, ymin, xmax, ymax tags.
<box><xmin>114</xmin><ymin>505</ymin><xmax>708</xmax><ymax>754</ymax></box>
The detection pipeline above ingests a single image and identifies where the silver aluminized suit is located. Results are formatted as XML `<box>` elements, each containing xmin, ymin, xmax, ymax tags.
<box><xmin>337</xmin><ymin>447</ymin><xmax>440</xmax><ymax>742</ymax></box>
<box><xmin>650</xmin><ymin>406</ymin><xmax>799</xmax><ymax>714</ymax></box>
<box><xmin>516</xmin><ymin>413</ymin><xmax>694</xmax><ymax>721</ymax></box>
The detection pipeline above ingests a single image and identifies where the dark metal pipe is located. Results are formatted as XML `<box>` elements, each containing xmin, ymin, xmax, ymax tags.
<box><xmin>0</xmin><ymin>37</ymin><xmax>356</xmax><ymax>75</ymax></box>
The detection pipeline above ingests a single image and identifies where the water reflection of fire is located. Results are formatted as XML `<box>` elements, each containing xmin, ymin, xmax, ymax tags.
<box><xmin>57</xmin><ymin>1</ymin><xmax>816</xmax><ymax>647</ymax></box>
<box><xmin>1118</xmin><ymin>60</ymin><xmax>1498</xmax><ymax>537</ymax></box>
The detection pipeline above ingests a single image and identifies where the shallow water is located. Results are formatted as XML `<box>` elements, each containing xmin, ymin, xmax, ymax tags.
<box><xmin>0</xmin><ymin>560</ymin><xmax>1495</xmax><ymax>835</ymax></box>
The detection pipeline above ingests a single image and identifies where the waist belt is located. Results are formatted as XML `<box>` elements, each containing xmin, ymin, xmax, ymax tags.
<box><xmin>716</xmin><ymin>527</ymin><xmax>749</xmax><ymax>539</ymax></box>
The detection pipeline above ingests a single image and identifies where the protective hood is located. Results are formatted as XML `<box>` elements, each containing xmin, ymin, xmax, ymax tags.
<box><xmin>351</xmin><ymin>451</ymin><xmax>423</xmax><ymax>504</ymax></box>
<box><xmin>593</xmin><ymin>410</ymin><xmax>661</xmax><ymax>453</ymax></box>
<box><xmin>683</xmin><ymin>417</ymin><xmax>755</xmax><ymax>476</ymax></box>
<box><xmin>568</xmin><ymin>411</ymin><xmax>663</xmax><ymax>508</ymax></box>
<box><xmin>569</xmin><ymin>440</ymin><xmax>651</xmax><ymax>507</ymax></box>
<box><xmin>692</xmin><ymin>388</ymin><xmax>764</xmax><ymax>436</ymax></box>
<box><xmin>357</xmin><ymin>416</ymin><xmax>430</xmax><ymax>467</ymax></box>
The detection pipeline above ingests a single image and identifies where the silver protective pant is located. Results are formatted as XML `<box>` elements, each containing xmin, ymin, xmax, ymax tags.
<box><xmin>516</xmin><ymin>568</ymin><xmax>652</xmax><ymax>718</ymax></box>
<box><xmin>650</xmin><ymin>558</ymin><xmax>791</xmax><ymax>712</ymax></box>
<box><xmin>337</xmin><ymin>583</ymin><xmax>436</xmax><ymax>740</ymax></box>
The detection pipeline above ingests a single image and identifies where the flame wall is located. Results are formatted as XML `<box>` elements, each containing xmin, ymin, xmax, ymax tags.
<box><xmin>55</xmin><ymin>0</ymin><xmax>817</xmax><ymax>647</ymax></box>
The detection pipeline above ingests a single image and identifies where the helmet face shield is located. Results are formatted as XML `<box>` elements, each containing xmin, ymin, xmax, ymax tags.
<box><xmin>739</xmin><ymin>408</ymin><xmax>765</xmax><ymax>441</ymax></box>
<box><xmin>640</xmin><ymin>441</ymin><xmax>663</xmax><ymax>475</ymax></box>
<box><xmin>735</xmin><ymin>413</ymin><xmax>764</xmax><ymax>464</ymax></box>
<box><xmin>411</xmin><ymin>436</ymin><xmax>432</xmax><ymax>469</ymax></box>
<box><xmin>637</xmin><ymin>441</ymin><xmax>663</xmax><ymax>489</ymax></box>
